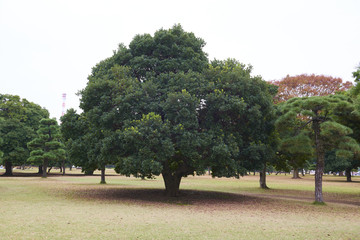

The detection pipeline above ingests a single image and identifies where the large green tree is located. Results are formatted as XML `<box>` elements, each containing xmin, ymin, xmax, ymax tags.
<box><xmin>28</xmin><ymin>118</ymin><xmax>66</xmax><ymax>178</ymax></box>
<box><xmin>78</xmin><ymin>25</ymin><xmax>276</xmax><ymax>195</ymax></box>
<box><xmin>276</xmin><ymin>95</ymin><xmax>359</xmax><ymax>203</ymax></box>
<box><xmin>0</xmin><ymin>94</ymin><xmax>49</xmax><ymax>175</ymax></box>
<box><xmin>79</xmin><ymin>25</ymin><xmax>209</xmax><ymax>187</ymax></box>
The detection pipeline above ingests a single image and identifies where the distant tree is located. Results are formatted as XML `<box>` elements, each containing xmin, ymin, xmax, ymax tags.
<box><xmin>28</xmin><ymin>118</ymin><xmax>66</xmax><ymax>178</ymax></box>
<box><xmin>351</xmin><ymin>64</ymin><xmax>360</xmax><ymax>96</ymax></box>
<box><xmin>60</xmin><ymin>109</ymin><xmax>97</xmax><ymax>175</ymax></box>
<box><xmin>0</xmin><ymin>94</ymin><xmax>49</xmax><ymax>175</ymax></box>
<box><xmin>0</xmin><ymin>119</ymin><xmax>33</xmax><ymax>175</ymax></box>
<box><xmin>324</xmin><ymin>147</ymin><xmax>360</xmax><ymax>182</ymax></box>
<box><xmin>277</xmin><ymin>132</ymin><xmax>314</xmax><ymax>179</ymax></box>
<box><xmin>334</xmin><ymin>65</ymin><xmax>360</xmax><ymax>181</ymax></box>
<box><xmin>271</xmin><ymin>74</ymin><xmax>353</xmax><ymax>103</ymax></box>
<box><xmin>353</xmin><ymin>65</ymin><xmax>360</xmax><ymax>82</ymax></box>
<box><xmin>324</xmin><ymin>150</ymin><xmax>350</xmax><ymax>174</ymax></box>
<box><xmin>276</xmin><ymin>95</ymin><xmax>359</xmax><ymax>203</ymax></box>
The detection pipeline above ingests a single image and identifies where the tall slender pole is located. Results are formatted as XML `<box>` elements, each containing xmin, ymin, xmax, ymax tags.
<box><xmin>61</xmin><ymin>93</ymin><xmax>67</xmax><ymax>116</ymax></box>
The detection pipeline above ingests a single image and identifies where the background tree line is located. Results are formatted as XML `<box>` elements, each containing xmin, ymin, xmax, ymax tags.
<box><xmin>0</xmin><ymin>94</ymin><xmax>65</xmax><ymax>177</ymax></box>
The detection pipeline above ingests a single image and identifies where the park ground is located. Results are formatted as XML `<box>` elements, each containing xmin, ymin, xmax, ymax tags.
<box><xmin>0</xmin><ymin>169</ymin><xmax>359</xmax><ymax>240</ymax></box>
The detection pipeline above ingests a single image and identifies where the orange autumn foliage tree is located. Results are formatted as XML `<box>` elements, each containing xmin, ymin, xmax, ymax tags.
<box><xmin>270</xmin><ymin>74</ymin><xmax>353</xmax><ymax>103</ymax></box>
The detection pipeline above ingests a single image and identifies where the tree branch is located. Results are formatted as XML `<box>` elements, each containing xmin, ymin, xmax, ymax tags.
<box><xmin>295</xmin><ymin>119</ymin><xmax>312</xmax><ymax>136</ymax></box>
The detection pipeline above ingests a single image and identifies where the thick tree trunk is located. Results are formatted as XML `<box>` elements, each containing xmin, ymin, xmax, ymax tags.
<box><xmin>69</xmin><ymin>165</ymin><xmax>72</xmax><ymax>171</ymax></box>
<box><xmin>292</xmin><ymin>168</ymin><xmax>301</xmax><ymax>179</ymax></box>
<box><xmin>100</xmin><ymin>168</ymin><xmax>106</xmax><ymax>184</ymax></box>
<box><xmin>4</xmin><ymin>161</ymin><xmax>13</xmax><ymax>176</ymax></box>
<box><xmin>21</xmin><ymin>164</ymin><xmax>25</xmax><ymax>170</ymax></box>
<box><xmin>345</xmin><ymin>168</ymin><xmax>352</xmax><ymax>182</ymax></box>
<box><xmin>161</xmin><ymin>159</ymin><xmax>194</xmax><ymax>197</ymax></box>
<box><xmin>301</xmin><ymin>169</ymin><xmax>305</xmax><ymax>176</ymax></box>
<box><xmin>38</xmin><ymin>165</ymin><xmax>43</xmax><ymax>174</ymax></box>
<box><xmin>47</xmin><ymin>166</ymin><xmax>52</xmax><ymax>173</ymax></box>
<box><xmin>162</xmin><ymin>171</ymin><xmax>182</xmax><ymax>197</ymax></box>
<box><xmin>313</xmin><ymin>120</ymin><xmax>324</xmax><ymax>203</ymax></box>
<box><xmin>42</xmin><ymin>160</ymin><xmax>48</xmax><ymax>178</ymax></box>
<box><xmin>259</xmin><ymin>164</ymin><xmax>269</xmax><ymax>189</ymax></box>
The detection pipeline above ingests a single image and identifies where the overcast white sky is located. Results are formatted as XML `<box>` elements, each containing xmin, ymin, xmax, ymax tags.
<box><xmin>1</xmin><ymin>0</ymin><xmax>360</xmax><ymax>120</ymax></box>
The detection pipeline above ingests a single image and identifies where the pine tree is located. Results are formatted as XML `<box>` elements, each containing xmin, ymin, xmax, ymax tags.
<box><xmin>28</xmin><ymin>118</ymin><xmax>65</xmax><ymax>178</ymax></box>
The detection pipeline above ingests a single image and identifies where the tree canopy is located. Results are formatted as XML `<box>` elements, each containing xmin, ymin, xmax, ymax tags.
<box><xmin>271</xmin><ymin>74</ymin><xmax>353</xmax><ymax>103</ymax></box>
<box><xmin>89</xmin><ymin>24</ymin><xmax>208</xmax><ymax>82</ymax></box>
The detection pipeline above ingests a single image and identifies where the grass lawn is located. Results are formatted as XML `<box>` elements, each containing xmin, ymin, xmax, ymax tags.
<box><xmin>0</xmin><ymin>169</ymin><xmax>359</xmax><ymax>240</ymax></box>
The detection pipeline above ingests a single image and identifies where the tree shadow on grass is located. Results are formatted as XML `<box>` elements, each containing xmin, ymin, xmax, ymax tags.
<box><xmin>58</xmin><ymin>183</ymin><xmax>360</xmax><ymax>208</ymax></box>
<box><xmin>61</xmin><ymin>186</ymin><xmax>270</xmax><ymax>208</ymax></box>
<box><xmin>69</xmin><ymin>187</ymin><xmax>356</xmax><ymax>207</ymax></box>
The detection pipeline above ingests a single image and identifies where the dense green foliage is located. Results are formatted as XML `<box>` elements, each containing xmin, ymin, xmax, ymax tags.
<box><xmin>0</xmin><ymin>94</ymin><xmax>49</xmax><ymax>175</ymax></box>
<box><xmin>90</xmin><ymin>24</ymin><xmax>208</xmax><ymax>82</ymax></box>
<box><xmin>60</xmin><ymin>109</ymin><xmax>97</xmax><ymax>175</ymax></box>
